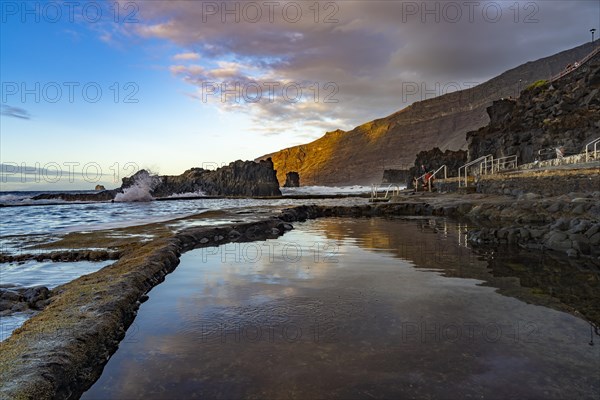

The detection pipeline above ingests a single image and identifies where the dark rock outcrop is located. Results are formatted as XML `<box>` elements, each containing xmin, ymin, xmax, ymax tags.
<box><xmin>32</xmin><ymin>159</ymin><xmax>281</xmax><ymax>201</ymax></box>
<box><xmin>259</xmin><ymin>42</ymin><xmax>599</xmax><ymax>185</ymax></box>
<box><xmin>467</xmin><ymin>47</ymin><xmax>600</xmax><ymax>163</ymax></box>
<box><xmin>0</xmin><ymin>286</ymin><xmax>51</xmax><ymax>315</ymax></box>
<box><xmin>94</xmin><ymin>185</ymin><xmax>106</xmax><ymax>191</ymax></box>
<box><xmin>147</xmin><ymin>159</ymin><xmax>281</xmax><ymax>197</ymax></box>
<box><xmin>381</xmin><ymin>169</ymin><xmax>410</xmax><ymax>184</ymax></box>
<box><xmin>31</xmin><ymin>190</ymin><xmax>118</xmax><ymax>202</ymax></box>
<box><xmin>406</xmin><ymin>148</ymin><xmax>467</xmax><ymax>187</ymax></box>
<box><xmin>283</xmin><ymin>172</ymin><xmax>300</xmax><ymax>187</ymax></box>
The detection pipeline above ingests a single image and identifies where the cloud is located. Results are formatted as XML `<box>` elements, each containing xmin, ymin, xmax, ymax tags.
<box><xmin>173</xmin><ymin>52</ymin><xmax>201</xmax><ymax>61</ymax></box>
<box><xmin>127</xmin><ymin>0</ymin><xmax>600</xmax><ymax>138</ymax></box>
<box><xmin>1</xmin><ymin>105</ymin><xmax>31</xmax><ymax>120</ymax></box>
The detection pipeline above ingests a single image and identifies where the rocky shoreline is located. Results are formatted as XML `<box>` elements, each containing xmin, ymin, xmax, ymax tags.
<box><xmin>1</xmin><ymin>192</ymin><xmax>599</xmax><ymax>399</ymax></box>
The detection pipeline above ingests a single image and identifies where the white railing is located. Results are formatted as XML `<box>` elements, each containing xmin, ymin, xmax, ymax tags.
<box><xmin>492</xmin><ymin>155</ymin><xmax>518</xmax><ymax>172</ymax></box>
<box><xmin>585</xmin><ymin>137</ymin><xmax>600</xmax><ymax>162</ymax></box>
<box><xmin>550</xmin><ymin>45</ymin><xmax>600</xmax><ymax>82</ymax></box>
<box><xmin>370</xmin><ymin>183</ymin><xmax>403</xmax><ymax>201</ymax></box>
<box><xmin>432</xmin><ymin>164</ymin><xmax>448</xmax><ymax>180</ymax></box>
<box><xmin>414</xmin><ymin>165</ymin><xmax>447</xmax><ymax>192</ymax></box>
<box><xmin>458</xmin><ymin>154</ymin><xmax>493</xmax><ymax>188</ymax></box>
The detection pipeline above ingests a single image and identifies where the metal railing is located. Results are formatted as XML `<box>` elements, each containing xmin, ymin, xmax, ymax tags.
<box><xmin>550</xmin><ymin>46</ymin><xmax>600</xmax><ymax>82</ymax></box>
<box><xmin>413</xmin><ymin>165</ymin><xmax>447</xmax><ymax>192</ymax></box>
<box><xmin>370</xmin><ymin>183</ymin><xmax>403</xmax><ymax>201</ymax></box>
<box><xmin>458</xmin><ymin>154</ymin><xmax>493</xmax><ymax>188</ymax></box>
<box><xmin>491</xmin><ymin>155</ymin><xmax>518</xmax><ymax>172</ymax></box>
<box><xmin>431</xmin><ymin>164</ymin><xmax>448</xmax><ymax>180</ymax></box>
<box><xmin>585</xmin><ymin>137</ymin><xmax>600</xmax><ymax>162</ymax></box>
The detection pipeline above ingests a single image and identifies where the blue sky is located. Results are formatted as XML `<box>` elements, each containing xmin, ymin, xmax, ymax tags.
<box><xmin>1</xmin><ymin>1</ymin><xmax>599</xmax><ymax>190</ymax></box>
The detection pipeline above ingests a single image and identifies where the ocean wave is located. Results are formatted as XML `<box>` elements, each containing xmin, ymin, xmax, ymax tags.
<box><xmin>114</xmin><ymin>171</ymin><xmax>158</xmax><ymax>202</ymax></box>
<box><xmin>168</xmin><ymin>190</ymin><xmax>206</xmax><ymax>198</ymax></box>
<box><xmin>0</xmin><ymin>193</ymin><xmax>33</xmax><ymax>202</ymax></box>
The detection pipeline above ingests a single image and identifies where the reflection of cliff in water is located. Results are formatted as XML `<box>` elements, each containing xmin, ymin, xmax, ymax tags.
<box><xmin>313</xmin><ymin>217</ymin><xmax>600</xmax><ymax>329</ymax></box>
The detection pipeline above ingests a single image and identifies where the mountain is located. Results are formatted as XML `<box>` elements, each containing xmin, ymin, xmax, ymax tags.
<box><xmin>257</xmin><ymin>42</ymin><xmax>598</xmax><ymax>186</ymax></box>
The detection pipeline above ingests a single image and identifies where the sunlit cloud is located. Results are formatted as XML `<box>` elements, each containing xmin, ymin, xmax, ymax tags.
<box><xmin>173</xmin><ymin>52</ymin><xmax>201</xmax><ymax>61</ymax></box>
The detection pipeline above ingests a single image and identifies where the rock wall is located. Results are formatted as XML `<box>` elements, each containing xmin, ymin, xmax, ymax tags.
<box><xmin>476</xmin><ymin>168</ymin><xmax>600</xmax><ymax>197</ymax></box>
<box><xmin>406</xmin><ymin>148</ymin><xmax>467</xmax><ymax>187</ymax></box>
<box><xmin>467</xmin><ymin>47</ymin><xmax>600</xmax><ymax>164</ymax></box>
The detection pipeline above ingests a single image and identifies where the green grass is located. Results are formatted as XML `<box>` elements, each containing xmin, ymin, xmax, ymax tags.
<box><xmin>526</xmin><ymin>79</ymin><xmax>548</xmax><ymax>91</ymax></box>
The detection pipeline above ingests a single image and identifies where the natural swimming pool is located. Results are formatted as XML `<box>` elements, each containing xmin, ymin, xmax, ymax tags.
<box><xmin>83</xmin><ymin>217</ymin><xmax>600</xmax><ymax>399</ymax></box>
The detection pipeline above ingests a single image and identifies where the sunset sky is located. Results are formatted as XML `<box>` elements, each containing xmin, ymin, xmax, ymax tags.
<box><xmin>1</xmin><ymin>0</ymin><xmax>599</xmax><ymax>190</ymax></box>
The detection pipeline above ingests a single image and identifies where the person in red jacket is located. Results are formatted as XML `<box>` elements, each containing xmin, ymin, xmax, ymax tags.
<box><xmin>423</xmin><ymin>172</ymin><xmax>433</xmax><ymax>191</ymax></box>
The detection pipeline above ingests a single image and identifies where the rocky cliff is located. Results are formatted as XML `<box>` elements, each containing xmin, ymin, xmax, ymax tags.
<box><xmin>258</xmin><ymin>42</ymin><xmax>598</xmax><ymax>185</ymax></box>
<box><xmin>467</xmin><ymin>47</ymin><xmax>600</xmax><ymax>163</ymax></box>
<box><xmin>32</xmin><ymin>159</ymin><xmax>281</xmax><ymax>201</ymax></box>
<box><xmin>125</xmin><ymin>159</ymin><xmax>281</xmax><ymax>198</ymax></box>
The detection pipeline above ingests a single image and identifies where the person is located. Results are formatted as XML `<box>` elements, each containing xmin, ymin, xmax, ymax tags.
<box><xmin>413</xmin><ymin>176</ymin><xmax>419</xmax><ymax>193</ymax></box>
<box><xmin>423</xmin><ymin>172</ymin><xmax>433</xmax><ymax>191</ymax></box>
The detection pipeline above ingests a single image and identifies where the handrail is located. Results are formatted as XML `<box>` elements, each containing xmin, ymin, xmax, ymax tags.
<box><xmin>413</xmin><ymin>165</ymin><xmax>447</xmax><ymax>192</ymax></box>
<box><xmin>432</xmin><ymin>165</ymin><xmax>447</xmax><ymax>180</ymax></box>
<box><xmin>384</xmin><ymin>183</ymin><xmax>402</xmax><ymax>198</ymax></box>
<box><xmin>492</xmin><ymin>155</ymin><xmax>518</xmax><ymax>172</ymax></box>
<box><xmin>371</xmin><ymin>183</ymin><xmax>402</xmax><ymax>201</ymax></box>
<box><xmin>586</xmin><ymin>137</ymin><xmax>600</xmax><ymax>162</ymax></box>
<box><xmin>458</xmin><ymin>154</ymin><xmax>493</xmax><ymax>188</ymax></box>
<box><xmin>550</xmin><ymin>46</ymin><xmax>600</xmax><ymax>82</ymax></box>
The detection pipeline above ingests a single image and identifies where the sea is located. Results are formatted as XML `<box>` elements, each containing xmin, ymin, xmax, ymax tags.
<box><xmin>0</xmin><ymin>186</ymin><xmax>374</xmax><ymax>340</ymax></box>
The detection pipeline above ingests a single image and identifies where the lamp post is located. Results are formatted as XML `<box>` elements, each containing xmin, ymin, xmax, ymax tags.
<box><xmin>592</xmin><ymin>29</ymin><xmax>597</xmax><ymax>42</ymax></box>
<box><xmin>518</xmin><ymin>79</ymin><xmax>522</xmax><ymax>96</ymax></box>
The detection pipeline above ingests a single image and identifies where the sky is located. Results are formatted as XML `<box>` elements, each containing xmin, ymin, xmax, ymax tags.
<box><xmin>1</xmin><ymin>0</ymin><xmax>599</xmax><ymax>190</ymax></box>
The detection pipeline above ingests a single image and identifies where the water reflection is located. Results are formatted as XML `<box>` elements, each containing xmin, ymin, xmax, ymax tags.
<box><xmin>316</xmin><ymin>217</ymin><xmax>600</xmax><ymax>328</ymax></box>
<box><xmin>83</xmin><ymin>218</ymin><xmax>599</xmax><ymax>399</ymax></box>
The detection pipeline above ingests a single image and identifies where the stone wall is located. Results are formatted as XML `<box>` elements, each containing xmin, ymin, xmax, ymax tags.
<box><xmin>475</xmin><ymin>168</ymin><xmax>600</xmax><ymax>197</ymax></box>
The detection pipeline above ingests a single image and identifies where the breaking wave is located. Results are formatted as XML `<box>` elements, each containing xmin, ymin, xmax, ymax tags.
<box><xmin>114</xmin><ymin>171</ymin><xmax>160</xmax><ymax>202</ymax></box>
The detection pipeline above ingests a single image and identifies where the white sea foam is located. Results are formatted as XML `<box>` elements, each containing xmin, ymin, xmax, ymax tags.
<box><xmin>168</xmin><ymin>190</ymin><xmax>206</xmax><ymax>198</ymax></box>
<box><xmin>114</xmin><ymin>171</ymin><xmax>159</xmax><ymax>202</ymax></box>
<box><xmin>0</xmin><ymin>193</ymin><xmax>32</xmax><ymax>202</ymax></box>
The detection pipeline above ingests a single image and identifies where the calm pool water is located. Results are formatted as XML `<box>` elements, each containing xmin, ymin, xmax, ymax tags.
<box><xmin>83</xmin><ymin>217</ymin><xmax>600</xmax><ymax>399</ymax></box>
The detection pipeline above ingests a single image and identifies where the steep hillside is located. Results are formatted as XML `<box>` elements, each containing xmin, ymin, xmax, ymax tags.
<box><xmin>468</xmin><ymin>48</ymin><xmax>600</xmax><ymax>163</ymax></box>
<box><xmin>258</xmin><ymin>42</ymin><xmax>598</xmax><ymax>186</ymax></box>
